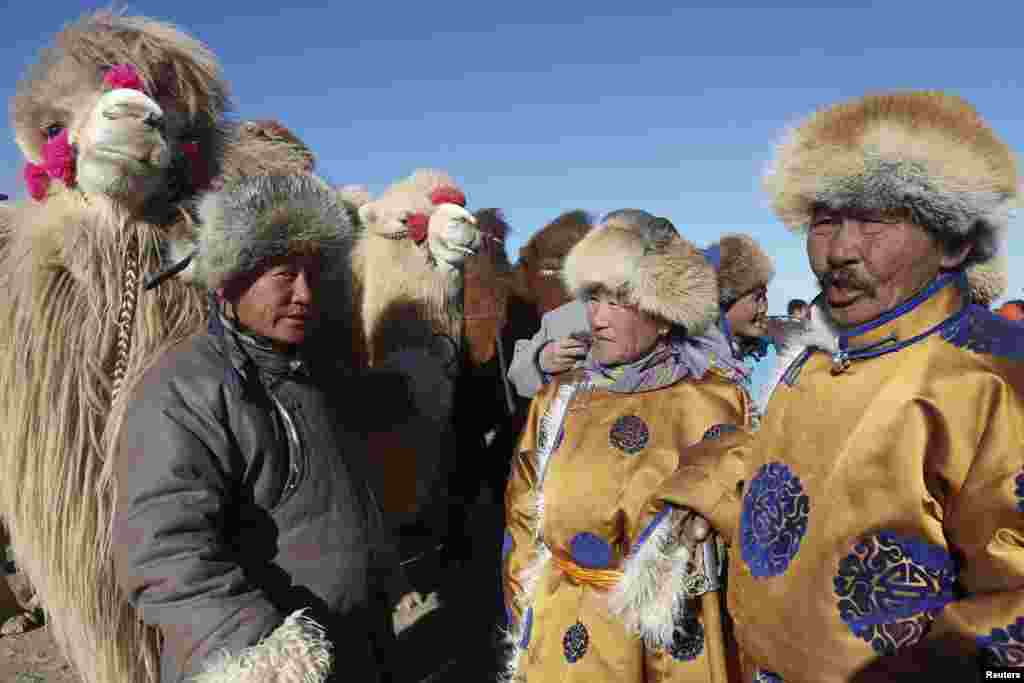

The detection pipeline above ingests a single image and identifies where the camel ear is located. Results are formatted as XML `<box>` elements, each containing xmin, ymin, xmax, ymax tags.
<box><xmin>358</xmin><ymin>203</ymin><xmax>377</xmax><ymax>228</ymax></box>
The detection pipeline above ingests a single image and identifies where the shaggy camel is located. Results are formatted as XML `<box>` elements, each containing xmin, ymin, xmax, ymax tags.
<box><xmin>339</xmin><ymin>170</ymin><xmax>482</xmax><ymax>526</ymax></box>
<box><xmin>0</xmin><ymin>11</ymin><xmax>229</xmax><ymax>683</ymax></box>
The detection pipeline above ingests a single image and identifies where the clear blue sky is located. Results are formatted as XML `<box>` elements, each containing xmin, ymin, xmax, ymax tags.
<box><xmin>3</xmin><ymin>2</ymin><xmax>1022</xmax><ymax>361</ymax></box>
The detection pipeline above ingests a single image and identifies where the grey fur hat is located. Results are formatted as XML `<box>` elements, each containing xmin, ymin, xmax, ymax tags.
<box><xmin>192</xmin><ymin>174</ymin><xmax>356</xmax><ymax>290</ymax></box>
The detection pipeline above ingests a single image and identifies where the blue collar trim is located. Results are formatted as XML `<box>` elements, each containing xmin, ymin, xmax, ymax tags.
<box><xmin>837</xmin><ymin>271</ymin><xmax>961</xmax><ymax>350</ymax></box>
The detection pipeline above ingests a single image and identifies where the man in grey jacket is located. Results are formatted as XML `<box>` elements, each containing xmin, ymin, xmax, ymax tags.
<box><xmin>113</xmin><ymin>175</ymin><xmax>416</xmax><ymax>683</ymax></box>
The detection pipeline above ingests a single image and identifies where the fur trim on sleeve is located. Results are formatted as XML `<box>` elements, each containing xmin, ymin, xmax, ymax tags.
<box><xmin>189</xmin><ymin>609</ymin><xmax>333</xmax><ymax>683</ymax></box>
<box><xmin>607</xmin><ymin>506</ymin><xmax>693</xmax><ymax>650</ymax></box>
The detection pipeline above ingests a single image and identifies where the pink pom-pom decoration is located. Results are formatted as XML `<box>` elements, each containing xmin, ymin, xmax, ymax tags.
<box><xmin>104</xmin><ymin>64</ymin><xmax>146</xmax><ymax>93</ymax></box>
<box><xmin>180</xmin><ymin>142</ymin><xmax>212</xmax><ymax>192</ymax></box>
<box><xmin>430</xmin><ymin>186</ymin><xmax>466</xmax><ymax>207</ymax></box>
<box><xmin>406</xmin><ymin>212</ymin><xmax>430</xmax><ymax>244</ymax></box>
<box><xmin>24</xmin><ymin>162</ymin><xmax>50</xmax><ymax>201</ymax></box>
<box><xmin>43</xmin><ymin>129</ymin><xmax>76</xmax><ymax>187</ymax></box>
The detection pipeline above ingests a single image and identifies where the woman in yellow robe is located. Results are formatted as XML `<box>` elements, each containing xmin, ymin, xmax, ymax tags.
<box><xmin>501</xmin><ymin>209</ymin><xmax>751</xmax><ymax>683</ymax></box>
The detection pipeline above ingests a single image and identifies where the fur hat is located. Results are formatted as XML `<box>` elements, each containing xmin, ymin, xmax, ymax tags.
<box><xmin>764</xmin><ymin>91</ymin><xmax>1018</xmax><ymax>267</ymax></box>
<box><xmin>702</xmin><ymin>233</ymin><xmax>775</xmax><ymax>307</ymax></box>
<box><xmin>562</xmin><ymin>210</ymin><xmax>719</xmax><ymax>335</ymax></box>
<box><xmin>193</xmin><ymin>174</ymin><xmax>356</xmax><ymax>290</ymax></box>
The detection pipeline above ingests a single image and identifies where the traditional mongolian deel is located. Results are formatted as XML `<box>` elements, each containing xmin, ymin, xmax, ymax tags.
<box><xmin>833</xmin><ymin>532</ymin><xmax>959</xmax><ymax>655</ymax></box>
<box><xmin>502</xmin><ymin>211</ymin><xmax>751</xmax><ymax>683</ymax></box>
<box><xmin>609</xmin><ymin>415</ymin><xmax>650</xmax><ymax>454</ymax></box>
<box><xmin>739</xmin><ymin>462</ymin><xmax>810</xmax><ymax>579</ymax></box>
<box><xmin>656</xmin><ymin>273</ymin><xmax>1024</xmax><ymax>682</ymax></box>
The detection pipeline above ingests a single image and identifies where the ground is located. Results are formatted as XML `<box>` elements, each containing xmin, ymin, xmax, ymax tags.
<box><xmin>0</xmin><ymin>494</ymin><xmax>506</xmax><ymax>683</ymax></box>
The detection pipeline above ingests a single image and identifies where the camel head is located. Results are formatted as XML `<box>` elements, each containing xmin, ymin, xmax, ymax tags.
<box><xmin>10</xmin><ymin>10</ymin><xmax>229</xmax><ymax>216</ymax></box>
<box><xmin>218</xmin><ymin>119</ymin><xmax>316</xmax><ymax>186</ymax></box>
<box><xmin>357</xmin><ymin>168</ymin><xmax>481</xmax><ymax>270</ymax></box>
<box><xmin>513</xmin><ymin>209</ymin><xmax>593</xmax><ymax>313</ymax></box>
<box><xmin>427</xmin><ymin>202</ymin><xmax>480</xmax><ymax>268</ymax></box>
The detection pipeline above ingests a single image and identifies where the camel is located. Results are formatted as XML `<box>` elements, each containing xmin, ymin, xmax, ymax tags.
<box><xmin>338</xmin><ymin>170</ymin><xmax>482</xmax><ymax>528</ymax></box>
<box><xmin>0</xmin><ymin>11</ymin><xmax>350</xmax><ymax>683</ymax></box>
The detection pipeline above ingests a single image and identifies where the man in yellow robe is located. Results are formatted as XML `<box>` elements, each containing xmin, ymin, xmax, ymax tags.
<box><xmin>657</xmin><ymin>91</ymin><xmax>1024</xmax><ymax>681</ymax></box>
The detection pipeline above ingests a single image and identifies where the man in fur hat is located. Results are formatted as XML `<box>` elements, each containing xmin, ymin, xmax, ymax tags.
<box><xmin>112</xmin><ymin>175</ymin><xmax>411</xmax><ymax>683</ymax></box>
<box><xmin>654</xmin><ymin>91</ymin><xmax>1024</xmax><ymax>681</ymax></box>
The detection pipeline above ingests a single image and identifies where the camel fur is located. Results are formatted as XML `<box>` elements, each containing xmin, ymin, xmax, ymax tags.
<box><xmin>0</xmin><ymin>12</ymin><xmax>340</xmax><ymax>683</ymax></box>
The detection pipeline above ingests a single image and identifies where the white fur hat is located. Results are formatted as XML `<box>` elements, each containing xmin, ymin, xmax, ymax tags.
<box><xmin>562</xmin><ymin>210</ymin><xmax>719</xmax><ymax>335</ymax></box>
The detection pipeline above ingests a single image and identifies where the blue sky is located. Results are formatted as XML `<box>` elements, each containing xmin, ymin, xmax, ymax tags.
<box><xmin>3</xmin><ymin>2</ymin><xmax>1023</xmax><ymax>385</ymax></box>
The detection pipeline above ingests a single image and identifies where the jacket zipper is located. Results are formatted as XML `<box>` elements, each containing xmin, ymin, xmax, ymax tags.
<box><xmin>270</xmin><ymin>393</ymin><xmax>305</xmax><ymax>506</ymax></box>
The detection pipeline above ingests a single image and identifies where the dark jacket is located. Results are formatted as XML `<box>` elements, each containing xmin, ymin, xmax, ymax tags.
<box><xmin>113</xmin><ymin>321</ymin><xmax>398</xmax><ymax>682</ymax></box>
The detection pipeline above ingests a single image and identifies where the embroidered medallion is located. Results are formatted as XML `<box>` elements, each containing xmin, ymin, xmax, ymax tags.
<box><xmin>834</xmin><ymin>532</ymin><xmax>958</xmax><ymax>656</ymax></box>
<box><xmin>1016</xmin><ymin>470</ymin><xmax>1024</xmax><ymax>514</ymax></box>
<box><xmin>563</xmin><ymin>621</ymin><xmax>589</xmax><ymax>663</ymax></box>
<box><xmin>753</xmin><ymin>671</ymin><xmax>784</xmax><ymax>683</ymax></box>
<box><xmin>740</xmin><ymin>462</ymin><xmax>810</xmax><ymax>578</ymax></box>
<box><xmin>702</xmin><ymin>423</ymin><xmax>738</xmax><ymax>441</ymax></box>
<box><xmin>609</xmin><ymin>415</ymin><xmax>649</xmax><ymax>454</ymax></box>
<box><xmin>978</xmin><ymin>616</ymin><xmax>1024</xmax><ymax>667</ymax></box>
<box><xmin>570</xmin><ymin>532</ymin><xmax>613</xmax><ymax>569</ymax></box>
<box><xmin>668</xmin><ymin>614</ymin><xmax>704</xmax><ymax>662</ymax></box>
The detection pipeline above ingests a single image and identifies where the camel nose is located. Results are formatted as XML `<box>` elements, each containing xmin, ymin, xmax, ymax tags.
<box><xmin>98</xmin><ymin>88</ymin><xmax>165</xmax><ymax>127</ymax></box>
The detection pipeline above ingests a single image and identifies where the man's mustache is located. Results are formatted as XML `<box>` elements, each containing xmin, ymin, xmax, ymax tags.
<box><xmin>818</xmin><ymin>268</ymin><xmax>876</xmax><ymax>294</ymax></box>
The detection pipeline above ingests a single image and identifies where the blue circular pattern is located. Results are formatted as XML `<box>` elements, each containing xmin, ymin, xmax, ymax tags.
<box><xmin>609</xmin><ymin>415</ymin><xmax>649</xmax><ymax>455</ymax></box>
<box><xmin>753</xmin><ymin>671</ymin><xmax>784</xmax><ymax>683</ymax></box>
<box><xmin>668</xmin><ymin>615</ymin><xmax>704</xmax><ymax>662</ymax></box>
<box><xmin>702</xmin><ymin>423</ymin><xmax>738</xmax><ymax>441</ymax></box>
<box><xmin>570</xmin><ymin>532</ymin><xmax>613</xmax><ymax>569</ymax></box>
<box><xmin>974</xmin><ymin>618</ymin><xmax>1024</xmax><ymax>663</ymax></box>
<box><xmin>834</xmin><ymin>532</ymin><xmax>958</xmax><ymax>656</ymax></box>
<box><xmin>740</xmin><ymin>462</ymin><xmax>810</xmax><ymax>578</ymax></box>
<box><xmin>563</xmin><ymin>621</ymin><xmax>589</xmax><ymax>663</ymax></box>
<box><xmin>1015</xmin><ymin>470</ymin><xmax>1024</xmax><ymax>514</ymax></box>
<box><xmin>979</xmin><ymin>617</ymin><xmax>1024</xmax><ymax>667</ymax></box>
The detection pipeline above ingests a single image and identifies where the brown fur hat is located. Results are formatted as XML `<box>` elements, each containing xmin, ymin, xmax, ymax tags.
<box><xmin>518</xmin><ymin>209</ymin><xmax>592</xmax><ymax>273</ymax></box>
<box><xmin>764</xmin><ymin>91</ymin><xmax>1018</xmax><ymax>266</ymax></box>
<box><xmin>562</xmin><ymin>210</ymin><xmax>718</xmax><ymax>335</ymax></box>
<box><xmin>705</xmin><ymin>233</ymin><xmax>775</xmax><ymax>307</ymax></box>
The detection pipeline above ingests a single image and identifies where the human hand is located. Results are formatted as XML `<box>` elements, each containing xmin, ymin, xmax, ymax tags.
<box><xmin>538</xmin><ymin>335</ymin><xmax>589</xmax><ymax>374</ymax></box>
<box><xmin>396</xmin><ymin>590</ymin><xmax>425</xmax><ymax>612</ymax></box>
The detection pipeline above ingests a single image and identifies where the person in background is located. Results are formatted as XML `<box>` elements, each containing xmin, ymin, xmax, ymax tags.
<box><xmin>996</xmin><ymin>298</ymin><xmax>1024</xmax><ymax>322</ymax></box>
<box><xmin>786</xmin><ymin>298</ymin><xmax>810</xmax><ymax>320</ymax></box>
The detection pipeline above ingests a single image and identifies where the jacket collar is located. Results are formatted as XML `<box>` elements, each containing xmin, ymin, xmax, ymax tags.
<box><xmin>219</xmin><ymin>312</ymin><xmax>312</xmax><ymax>382</ymax></box>
<box><xmin>759</xmin><ymin>271</ymin><xmax>967</xmax><ymax>409</ymax></box>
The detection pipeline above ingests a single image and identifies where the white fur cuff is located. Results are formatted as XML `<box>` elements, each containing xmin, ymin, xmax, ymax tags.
<box><xmin>608</xmin><ymin>506</ymin><xmax>693</xmax><ymax>650</ymax></box>
<box><xmin>190</xmin><ymin>609</ymin><xmax>333</xmax><ymax>683</ymax></box>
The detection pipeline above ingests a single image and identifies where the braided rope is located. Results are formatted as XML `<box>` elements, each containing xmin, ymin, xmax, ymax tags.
<box><xmin>110</xmin><ymin>233</ymin><xmax>140</xmax><ymax>402</ymax></box>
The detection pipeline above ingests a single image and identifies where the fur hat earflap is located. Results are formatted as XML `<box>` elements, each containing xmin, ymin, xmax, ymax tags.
<box><xmin>765</xmin><ymin>91</ymin><xmax>1019</xmax><ymax>266</ymax></box>
<box><xmin>562</xmin><ymin>210</ymin><xmax>719</xmax><ymax>335</ymax></box>
<box><xmin>193</xmin><ymin>173</ymin><xmax>357</xmax><ymax>290</ymax></box>
<box><xmin>965</xmin><ymin>251</ymin><xmax>1008</xmax><ymax>307</ymax></box>
<box><xmin>707</xmin><ymin>233</ymin><xmax>775</xmax><ymax>307</ymax></box>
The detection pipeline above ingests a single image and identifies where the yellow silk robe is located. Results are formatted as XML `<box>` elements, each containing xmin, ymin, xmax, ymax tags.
<box><xmin>502</xmin><ymin>366</ymin><xmax>750</xmax><ymax>683</ymax></box>
<box><xmin>657</xmin><ymin>273</ymin><xmax>1024</xmax><ymax>682</ymax></box>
